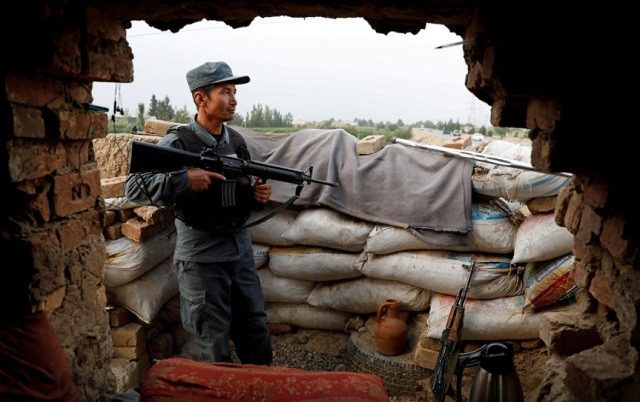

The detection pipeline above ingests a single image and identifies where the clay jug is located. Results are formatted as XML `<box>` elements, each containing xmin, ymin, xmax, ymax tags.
<box><xmin>375</xmin><ymin>299</ymin><xmax>408</xmax><ymax>356</ymax></box>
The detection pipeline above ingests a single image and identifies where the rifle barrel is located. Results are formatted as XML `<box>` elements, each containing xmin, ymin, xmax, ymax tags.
<box><xmin>392</xmin><ymin>137</ymin><xmax>573</xmax><ymax>178</ymax></box>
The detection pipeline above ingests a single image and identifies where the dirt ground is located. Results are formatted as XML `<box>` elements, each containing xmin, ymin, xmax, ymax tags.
<box><xmin>271</xmin><ymin>326</ymin><xmax>548</xmax><ymax>401</ymax></box>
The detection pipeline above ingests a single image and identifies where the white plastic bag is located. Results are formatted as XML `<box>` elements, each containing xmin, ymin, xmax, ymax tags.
<box><xmin>252</xmin><ymin>243</ymin><xmax>271</xmax><ymax>268</ymax></box>
<box><xmin>110</xmin><ymin>256</ymin><xmax>178</xmax><ymax>324</ymax></box>
<box><xmin>307</xmin><ymin>277</ymin><xmax>431</xmax><ymax>313</ymax></box>
<box><xmin>472</xmin><ymin>140</ymin><xmax>570</xmax><ymax>200</ymax></box>
<box><xmin>512</xmin><ymin>212</ymin><xmax>573</xmax><ymax>263</ymax></box>
<box><xmin>105</xmin><ymin>225</ymin><xmax>176</xmax><ymax>287</ymax></box>
<box><xmin>427</xmin><ymin>293</ymin><xmax>540</xmax><ymax>340</ymax></box>
<box><xmin>281</xmin><ymin>208</ymin><xmax>374</xmax><ymax>252</ymax></box>
<box><xmin>365</xmin><ymin>201</ymin><xmax>517</xmax><ymax>255</ymax></box>
<box><xmin>268</xmin><ymin>246</ymin><xmax>361</xmax><ymax>281</ymax></box>
<box><xmin>357</xmin><ymin>251</ymin><xmax>521</xmax><ymax>299</ymax></box>
<box><xmin>249</xmin><ymin>206</ymin><xmax>299</xmax><ymax>246</ymax></box>
<box><xmin>266</xmin><ymin>302</ymin><xmax>355</xmax><ymax>331</ymax></box>
<box><xmin>257</xmin><ymin>268</ymin><xmax>315</xmax><ymax>303</ymax></box>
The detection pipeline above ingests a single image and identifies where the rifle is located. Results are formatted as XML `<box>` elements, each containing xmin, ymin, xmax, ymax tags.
<box><xmin>128</xmin><ymin>141</ymin><xmax>337</xmax><ymax>227</ymax></box>
<box><xmin>129</xmin><ymin>141</ymin><xmax>337</xmax><ymax>187</ymax></box>
<box><xmin>430</xmin><ymin>261</ymin><xmax>476</xmax><ymax>401</ymax></box>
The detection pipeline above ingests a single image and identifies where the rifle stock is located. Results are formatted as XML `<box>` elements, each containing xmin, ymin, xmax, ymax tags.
<box><xmin>128</xmin><ymin>141</ymin><xmax>338</xmax><ymax>188</ymax></box>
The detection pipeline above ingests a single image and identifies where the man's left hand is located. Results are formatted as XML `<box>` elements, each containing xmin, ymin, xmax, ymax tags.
<box><xmin>253</xmin><ymin>178</ymin><xmax>271</xmax><ymax>204</ymax></box>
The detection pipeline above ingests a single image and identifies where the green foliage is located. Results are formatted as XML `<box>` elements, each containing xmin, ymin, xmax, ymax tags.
<box><xmin>343</xmin><ymin>124</ymin><xmax>412</xmax><ymax>143</ymax></box>
<box><xmin>244</xmin><ymin>104</ymin><xmax>293</xmax><ymax>128</ymax></box>
<box><xmin>136</xmin><ymin>103</ymin><xmax>146</xmax><ymax>128</ymax></box>
<box><xmin>173</xmin><ymin>106</ymin><xmax>190</xmax><ymax>123</ymax></box>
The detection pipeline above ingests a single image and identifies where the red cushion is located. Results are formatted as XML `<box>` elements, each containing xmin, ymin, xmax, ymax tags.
<box><xmin>141</xmin><ymin>357</ymin><xmax>389</xmax><ymax>401</ymax></box>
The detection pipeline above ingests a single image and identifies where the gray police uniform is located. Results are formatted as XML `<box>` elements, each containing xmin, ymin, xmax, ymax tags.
<box><xmin>124</xmin><ymin>117</ymin><xmax>272</xmax><ymax>364</ymax></box>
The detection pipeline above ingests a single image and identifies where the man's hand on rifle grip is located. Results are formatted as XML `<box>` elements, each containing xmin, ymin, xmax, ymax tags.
<box><xmin>253</xmin><ymin>178</ymin><xmax>272</xmax><ymax>204</ymax></box>
<box><xmin>188</xmin><ymin>168</ymin><xmax>226</xmax><ymax>192</ymax></box>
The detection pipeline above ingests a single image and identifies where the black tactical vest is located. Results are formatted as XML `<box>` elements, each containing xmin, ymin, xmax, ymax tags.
<box><xmin>170</xmin><ymin>125</ymin><xmax>254</xmax><ymax>231</ymax></box>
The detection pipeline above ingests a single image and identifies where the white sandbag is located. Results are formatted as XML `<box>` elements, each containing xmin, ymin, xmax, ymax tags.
<box><xmin>306</xmin><ymin>277</ymin><xmax>431</xmax><ymax>314</ymax></box>
<box><xmin>257</xmin><ymin>268</ymin><xmax>315</xmax><ymax>303</ymax></box>
<box><xmin>281</xmin><ymin>208</ymin><xmax>374</xmax><ymax>252</ymax></box>
<box><xmin>512</xmin><ymin>212</ymin><xmax>574</xmax><ymax>263</ymax></box>
<box><xmin>365</xmin><ymin>201</ymin><xmax>517</xmax><ymax>255</ymax></box>
<box><xmin>268</xmin><ymin>246</ymin><xmax>362</xmax><ymax>281</ymax></box>
<box><xmin>110</xmin><ymin>256</ymin><xmax>179</xmax><ymax>324</ymax></box>
<box><xmin>105</xmin><ymin>225</ymin><xmax>177</xmax><ymax>287</ymax></box>
<box><xmin>472</xmin><ymin>140</ymin><xmax>570</xmax><ymax>200</ymax></box>
<box><xmin>357</xmin><ymin>251</ymin><xmax>521</xmax><ymax>299</ymax></box>
<box><xmin>427</xmin><ymin>293</ymin><xmax>540</xmax><ymax>340</ymax></box>
<box><xmin>524</xmin><ymin>254</ymin><xmax>577</xmax><ymax>308</ymax></box>
<box><xmin>266</xmin><ymin>302</ymin><xmax>355</xmax><ymax>331</ymax></box>
<box><xmin>249</xmin><ymin>206</ymin><xmax>299</xmax><ymax>246</ymax></box>
<box><xmin>253</xmin><ymin>243</ymin><xmax>270</xmax><ymax>268</ymax></box>
<box><xmin>104</xmin><ymin>196</ymin><xmax>143</xmax><ymax>211</ymax></box>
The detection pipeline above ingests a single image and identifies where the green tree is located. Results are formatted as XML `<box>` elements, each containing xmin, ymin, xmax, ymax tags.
<box><xmin>231</xmin><ymin>113</ymin><xmax>245</xmax><ymax>126</ymax></box>
<box><xmin>136</xmin><ymin>103</ymin><xmax>145</xmax><ymax>128</ymax></box>
<box><xmin>148</xmin><ymin>95</ymin><xmax>159</xmax><ymax>118</ymax></box>
<box><xmin>173</xmin><ymin>106</ymin><xmax>190</xmax><ymax>123</ymax></box>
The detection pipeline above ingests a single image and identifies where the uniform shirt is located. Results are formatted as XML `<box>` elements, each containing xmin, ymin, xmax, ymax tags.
<box><xmin>124</xmin><ymin>117</ymin><xmax>252</xmax><ymax>263</ymax></box>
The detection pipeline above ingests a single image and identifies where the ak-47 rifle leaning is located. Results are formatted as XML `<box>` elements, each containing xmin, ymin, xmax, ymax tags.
<box><xmin>430</xmin><ymin>261</ymin><xmax>477</xmax><ymax>401</ymax></box>
<box><xmin>128</xmin><ymin>141</ymin><xmax>338</xmax><ymax>189</ymax></box>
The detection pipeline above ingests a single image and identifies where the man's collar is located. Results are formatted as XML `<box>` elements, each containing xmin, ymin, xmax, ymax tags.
<box><xmin>190</xmin><ymin>115</ymin><xmax>229</xmax><ymax>147</ymax></box>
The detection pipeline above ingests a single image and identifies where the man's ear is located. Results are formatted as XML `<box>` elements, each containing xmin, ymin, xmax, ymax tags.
<box><xmin>193</xmin><ymin>92</ymin><xmax>205</xmax><ymax>105</ymax></box>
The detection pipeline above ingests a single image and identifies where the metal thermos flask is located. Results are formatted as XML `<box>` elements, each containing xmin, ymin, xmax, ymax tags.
<box><xmin>468</xmin><ymin>342</ymin><xmax>524</xmax><ymax>402</ymax></box>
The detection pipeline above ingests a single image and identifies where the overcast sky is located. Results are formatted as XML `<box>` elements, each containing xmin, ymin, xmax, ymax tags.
<box><xmin>92</xmin><ymin>17</ymin><xmax>492</xmax><ymax>126</ymax></box>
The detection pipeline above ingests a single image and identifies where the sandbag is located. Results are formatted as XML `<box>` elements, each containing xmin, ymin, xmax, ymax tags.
<box><xmin>357</xmin><ymin>251</ymin><xmax>521</xmax><ymax>299</ymax></box>
<box><xmin>427</xmin><ymin>293</ymin><xmax>541</xmax><ymax>340</ymax></box>
<box><xmin>268</xmin><ymin>246</ymin><xmax>362</xmax><ymax>281</ymax></box>
<box><xmin>110</xmin><ymin>256</ymin><xmax>178</xmax><ymax>324</ymax></box>
<box><xmin>512</xmin><ymin>212</ymin><xmax>574</xmax><ymax>263</ymax></box>
<box><xmin>248</xmin><ymin>206</ymin><xmax>299</xmax><ymax>246</ymax></box>
<box><xmin>364</xmin><ymin>201</ymin><xmax>517</xmax><ymax>255</ymax></box>
<box><xmin>105</xmin><ymin>225</ymin><xmax>176</xmax><ymax>287</ymax></box>
<box><xmin>306</xmin><ymin>277</ymin><xmax>431</xmax><ymax>314</ymax></box>
<box><xmin>252</xmin><ymin>243</ymin><xmax>270</xmax><ymax>268</ymax></box>
<box><xmin>281</xmin><ymin>208</ymin><xmax>374</xmax><ymax>252</ymax></box>
<box><xmin>266</xmin><ymin>302</ymin><xmax>356</xmax><ymax>331</ymax></box>
<box><xmin>524</xmin><ymin>254</ymin><xmax>577</xmax><ymax>308</ymax></box>
<box><xmin>472</xmin><ymin>140</ymin><xmax>570</xmax><ymax>200</ymax></box>
<box><xmin>257</xmin><ymin>268</ymin><xmax>315</xmax><ymax>303</ymax></box>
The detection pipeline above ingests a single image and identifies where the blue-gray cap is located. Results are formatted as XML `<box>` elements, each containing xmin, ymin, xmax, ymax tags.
<box><xmin>186</xmin><ymin>61</ymin><xmax>250</xmax><ymax>92</ymax></box>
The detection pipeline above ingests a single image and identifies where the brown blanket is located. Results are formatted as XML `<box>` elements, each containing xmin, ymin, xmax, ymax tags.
<box><xmin>236</xmin><ymin>127</ymin><xmax>473</xmax><ymax>246</ymax></box>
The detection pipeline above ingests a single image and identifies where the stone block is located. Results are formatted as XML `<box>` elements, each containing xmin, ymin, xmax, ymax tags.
<box><xmin>12</xmin><ymin>106</ymin><xmax>45</xmax><ymax>138</ymax></box>
<box><xmin>117</xmin><ymin>208</ymin><xmax>135</xmax><ymax>222</ymax></box>
<box><xmin>526</xmin><ymin>196</ymin><xmax>557</xmax><ymax>214</ymax></box>
<box><xmin>104</xmin><ymin>210</ymin><xmax>116</xmax><ymax>226</ymax></box>
<box><xmin>442</xmin><ymin>135</ymin><xmax>471</xmax><ymax>150</ymax></box>
<box><xmin>564</xmin><ymin>341</ymin><xmax>638</xmax><ymax>402</ymax></box>
<box><xmin>122</xmin><ymin>217</ymin><xmax>167</xmax><ymax>242</ymax></box>
<box><xmin>111</xmin><ymin>323</ymin><xmax>145</xmax><ymax>347</ymax></box>
<box><xmin>113</xmin><ymin>342</ymin><xmax>146</xmax><ymax>360</ymax></box>
<box><xmin>7</xmin><ymin>140</ymin><xmax>66</xmax><ymax>182</ymax></box>
<box><xmin>133</xmin><ymin>206</ymin><xmax>170</xmax><ymax>225</ymax></box>
<box><xmin>356</xmin><ymin>135</ymin><xmax>386</xmax><ymax>155</ymax></box>
<box><xmin>93</xmin><ymin>133</ymin><xmax>161</xmax><ymax>179</ymax></box>
<box><xmin>101</xmin><ymin>175</ymin><xmax>127</xmax><ymax>199</ymax></box>
<box><xmin>145</xmin><ymin>119</ymin><xmax>180</xmax><ymax>135</ymax></box>
<box><xmin>110</xmin><ymin>357</ymin><xmax>141</xmax><ymax>394</ymax></box>
<box><xmin>103</xmin><ymin>222</ymin><xmax>123</xmax><ymax>240</ymax></box>
<box><xmin>413</xmin><ymin>343</ymin><xmax>440</xmax><ymax>370</ymax></box>
<box><xmin>539</xmin><ymin>312</ymin><xmax>601</xmax><ymax>356</ymax></box>
<box><xmin>109</xmin><ymin>306</ymin><xmax>133</xmax><ymax>327</ymax></box>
